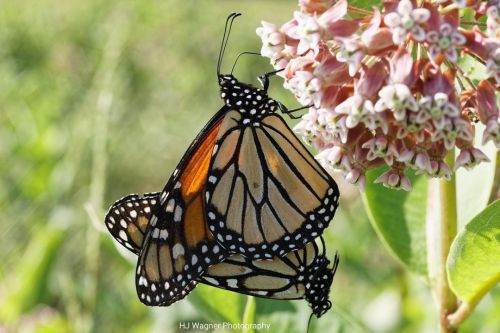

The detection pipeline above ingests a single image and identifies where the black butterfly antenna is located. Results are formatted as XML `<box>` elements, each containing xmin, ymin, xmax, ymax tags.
<box><xmin>230</xmin><ymin>51</ymin><xmax>261</xmax><ymax>75</ymax></box>
<box><xmin>217</xmin><ymin>12</ymin><xmax>242</xmax><ymax>77</ymax></box>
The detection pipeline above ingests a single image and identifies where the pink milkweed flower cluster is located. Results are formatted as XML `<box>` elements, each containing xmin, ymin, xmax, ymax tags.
<box><xmin>257</xmin><ymin>0</ymin><xmax>499</xmax><ymax>191</ymax></box>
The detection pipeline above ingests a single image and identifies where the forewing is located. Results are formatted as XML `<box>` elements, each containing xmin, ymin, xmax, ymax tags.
<box><xmin>205</xmin><ymin>112</ymin><xmax>340</xmax><ymax>259</ymax></box>
<box><xmin>136</xmin><ymin>107</ymin><xmax>230</xmax><ymax>306</ymax></box>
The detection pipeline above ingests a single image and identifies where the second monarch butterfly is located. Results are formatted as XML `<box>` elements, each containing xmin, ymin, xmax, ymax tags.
<box><xmin>105</xmin><ymin>192</ymin><xmax>339</xmax><ymax>317</ymax></box>
<box><xmin>105</xmin><ymin>12</ymin><xmax>340</xmax><ymax>306</ymax></box>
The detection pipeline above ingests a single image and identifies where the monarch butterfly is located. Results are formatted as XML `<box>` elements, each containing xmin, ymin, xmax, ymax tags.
<box><xmin>105</xmin><ymin>12</ymin><xmax>340</xmax><ymax>306</ymax></box>
<box><xmin>105</xmin><ymin>192</ymin><xmax>339</xmax><ymax>317</ymax></box>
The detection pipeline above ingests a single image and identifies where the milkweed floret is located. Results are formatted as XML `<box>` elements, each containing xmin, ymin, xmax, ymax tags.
<box><xmin>384</xmin><ymin>0</ymin><xmax>430</xmax><ymax>44</ymax></box>
<box><xmin>257</xmin><ymin>0</ymin><xmax>499</xmax><ymax>191</ymax></box>
<box><xmin>425</xmin><ymin>22</ymin><xmax>466</xmax><ymax>64</ymax></box>
<box><xmin>374</xmin><ymin>83</ymin><xmax>419</xmax><ymax>122</ymax></box>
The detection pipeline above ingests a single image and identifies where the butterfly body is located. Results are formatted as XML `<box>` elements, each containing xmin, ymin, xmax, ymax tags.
<box><xmin>218</xmin><ymin>74</ymin><xmax>276</xmax><ymax>116</ymax></box>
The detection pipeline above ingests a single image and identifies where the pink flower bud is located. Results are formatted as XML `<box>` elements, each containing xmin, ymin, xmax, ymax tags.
<box><xmin>476</xmin><ymin>80</ymin><xmax>500</xmax><ymax>124</ymax></box>
<box><xmin>362</xmin><ymin>135</ymin><xmax>399</xmax><ymax>165</ymax></box>
<box><xmin>299</xmin><ymin>0</ymin><xmax>332</xmax><ymax>14</ymax></box>
<box><xmin>426</xmin><ymin>159</ymin><xmax>452</xmax><ymax>180</ymax></box>
<box><xmin>316</xmin><ymin>146</ymin><xmax>351</xmax><ymax>170</ymax></box>
<box><xmin>374</xmin><ymin>166</ymin><xmax>413</xmax><ymax>191</ymax></box>
<box><xmin>483</xmin><ymin>119</ymin><xmax>500</xmax><ymax>148</ymax></box>
<box><xmin>345</xmin><ymin>168</ymin><xmax>366</xmax><ymax>189</ymax></box>
<box><xmin>455</xmin><ymin>147</ymin><xmax>490</xmax><ymax>170</ymax></box>
<box><xmin>357</xmin><ymin>61</ymin><xmax>388</xmax><ymax>99</ymax></box>
<box><xmin>257</xmin><ymin>22</ymin><xmax>286</xmax><ymax>63</ymax></box>
<box><xmin>399</xmin><ymin>147</ymin><xmax>432</xmax><ymax>173</ymax></box>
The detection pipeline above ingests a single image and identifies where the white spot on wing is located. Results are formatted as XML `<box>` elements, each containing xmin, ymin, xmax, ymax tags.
<box><xmin>119</xmin><ymin>230</ymin><xmax>128</xmax><ymax>241</ymax></box>
<box><xmin>203</xmin><ymin>277</ymin><xmax>219</xmax><ymax>286</ymax></box>
<box><xmin>152</xmin><ymin>228</ymin><xmax>160</xmax><ymax>239</ymax></box>
<box><xmin>166</xmin><ymin>199</ymin><xmax>175</xmax><ymax>213</ymax></box>
<box><xmin>174</xmin><ymin>205</ymin><xmax>183</xmax><ymax>222</ymax></box>
<box><xmin>172</xmin><ymin>243</ymin><xmax>185</xmax><ymax>259</ymax></box>
<box><xmin>160</xmin><ymin>229</ymin><xmax>168</xmax><ymax>240</ymax></box>
<box><xmin>227</xmin><ymin>279</ymin><xmax>238</xmax><ymax>288</ymax></box>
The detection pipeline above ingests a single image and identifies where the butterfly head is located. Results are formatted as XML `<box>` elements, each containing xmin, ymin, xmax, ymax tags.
<box><xmin>306</xmin><ymin>253</ymin><xmax>340</xmax><ymax>318</ymax></box>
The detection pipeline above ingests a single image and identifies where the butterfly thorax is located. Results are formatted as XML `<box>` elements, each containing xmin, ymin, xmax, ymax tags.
<box><xmin>218</xmin><ymin>74</ymin><xmax>277</xmax><ymax>118</ymax></box>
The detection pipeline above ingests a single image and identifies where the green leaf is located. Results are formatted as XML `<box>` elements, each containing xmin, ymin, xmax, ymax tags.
<box><xmin>188</xmin><ymin>284</ymin><xmax>246</xmax><ymax>324</ymax></box>
<box><xmin>362</xmin><ymin>168</ymin><xmax>427</xmax><ymax>275</ymax></box>
<box><xmin>349</xmin><ymin>0</ymin><xmax>381</xmax><ymax>10</ymax></box>
<box><xmin>447</xmin><ymin>200</ymin><xmax>500</xmax><ymax>307</ymax></box>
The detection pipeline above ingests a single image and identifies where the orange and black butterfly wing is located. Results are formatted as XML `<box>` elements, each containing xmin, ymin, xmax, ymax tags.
<box><xmin>105</xmin><ymin>192</ymin><xmax>160</xmax><ymax>255</ymax></box>
<box><xmin>105</xmin><ymin>192</ymin><xmax>337</xmax><ymax>315</ymax></box>
<box><xmin>200</xmin><ymin>237</ymin><xmax>340</xmax><ymax>318</ymax></box>
<box><xmin>205</xmin><ymin>111</ymin><xmax>340</xmax><ymax>259</ymax></box>
<box><xmin>200</xmin><ymin>240</ymin><xmax>320</xmax><ymax>300</ymax></box>
<box><xmin>135</xmin><ymin>106</ymin><xmax>230</xmax><ymax>306</ymax></box>
<box><xmin>105</xmin><ymin>192</ymin><xmax>198</xmax><ymax>306</ymax></box>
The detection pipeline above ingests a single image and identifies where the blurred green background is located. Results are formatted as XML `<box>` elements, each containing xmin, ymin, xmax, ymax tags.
<box><xmin>0</xmin><ymin>0</ymin><xmax>498</xmax><ymax>332</ymax></box>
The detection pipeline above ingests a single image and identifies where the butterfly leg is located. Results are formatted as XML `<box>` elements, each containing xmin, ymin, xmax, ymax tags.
<box><xmin>276</xmin><ymin>102</ymin><xmax>313</xmax><ymax>119</ymax></box>
<box><xmin>257</xmin><ymin>69</ymin><xmax>313</xmax><ymax>119</ymax></box>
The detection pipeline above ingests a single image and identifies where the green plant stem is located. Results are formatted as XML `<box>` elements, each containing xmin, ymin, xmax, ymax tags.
<box><xmin>488</xmin><ymin>151</ymin><xmax>500</xmax><ymax>203</ymax></box>
<box><xmin>426</xmin><ymin>151</ymin><xmax>458</xmax><ymax>333</ymax></box>
<box><xmin>82</xmin><ymin>11</ymin><xmax>128</xmax><ymax>333</ymax></box>
<box><xmin>242</xmin><ymin>296</ymin><xmax>256</xmax><ymax>333</ymax></box>
<box><xmin>447</xmin><ymin>302</ymin><xmax>473</xmax><ymax>327</ymax></box>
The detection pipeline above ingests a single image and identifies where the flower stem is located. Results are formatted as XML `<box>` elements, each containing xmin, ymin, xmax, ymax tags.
<box><xmin>426</xmin><ymin>151</ymin><xmax>459</xmax><ymax>333</ymax></box>
<box><xmin>487</xmin><ymin>151</ymin><xmax>500</xmax><ymax>203</ymax></box>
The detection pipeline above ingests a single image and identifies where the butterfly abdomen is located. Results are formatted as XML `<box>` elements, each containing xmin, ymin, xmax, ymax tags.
<box><xmin>306</xmin><ymin>253</ymin><xmax>340</xmax><ymax>317</ymax></box>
